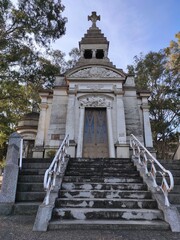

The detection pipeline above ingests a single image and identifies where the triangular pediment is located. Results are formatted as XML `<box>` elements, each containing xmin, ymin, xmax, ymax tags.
<box><xmin>67</xmin><ymin>66</ymin><xmax>126</xmax><ymax>79</ymax></box>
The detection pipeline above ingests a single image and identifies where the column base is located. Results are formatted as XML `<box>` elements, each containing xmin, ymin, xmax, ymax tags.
<box><xmin>67</xmin><ymin>140</ymin><xmax>77</xmax><ymax>158</ymax></box>
<box><xmin>32</xmin><ymin>147</ymin><xmax>44</xmax><ymax>158</ymax></box>
<box><xmin>115</xmin><ymin>143</ymin><xmax>130</xmax><ymax>158</ymax></box>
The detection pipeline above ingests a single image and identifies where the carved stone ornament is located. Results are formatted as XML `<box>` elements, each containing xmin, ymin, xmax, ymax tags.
<box><xmin>69</xmin><ymin>67</ymin><xmax>121</xmax><ymax>78</ymax></box>
<box><xmin>79</xmin><ymin>96</ymin><xmax>111</xmax><ymax>107</ymax></box>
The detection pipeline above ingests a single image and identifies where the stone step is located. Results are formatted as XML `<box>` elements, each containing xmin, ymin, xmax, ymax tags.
<box><xmin>64</xmin><ymin>172</ymin><xmax>140</xmax><ymax>177</ymax></box>
<box><xmin>70</xmin><ymin>158</ymin><xmax>131</xmax><ymax>163</ymax></box>
<box><xmin>62</xmin><ymin>182</ymin><xmax>148</xmax><ymax>191</ymax></box>
<box><xmin>161</xmin><ymin>165</ymin><xmax>180</xmax><ymax>170</ymax></box>
<box><xmin>17</xmin><ymin>183</ymin><xmax>43</xmax><ymax>192</ymax></box>
<box><xmin>67</xmin><ymin>163</ymin><xmax>136</xmax><ymax>170</ymax></box>
<box><xmin>21</xmin><ymin>163</ymin><xmax>51</xmax><ymax>169</ymax></box>
<box><xmin>59</xmin><ymin>190</ymin><xmax>152</xmax><ymax>199</ymax></box>
<box><xmin>21</xmin><ymin>158</ymin><xmax>52</xmax><ymax>163</ymax></box>
<box><xmin>167</xmin><ymin>170</ymin><xmax>180</xmax><ymax>177</ymax></box>
<box><xmin>67</xmin><ymin>165</ymin><xmax>135</xmax><ymax>170</ymax></box>
<box><xmin>156</xmin><ymin>177</ymin><xmax>180</xmax><ymax>185</ymax></box>
<box><xmin>19</xmin><ymin>169</ymin><xmax>46</xmax><ymax>175</ymax></box>
<box><xmin>48</xmin><ymin>219</ymin><xmax>169</xmax><ymax>230</ymax></box>
<box><xmin>13</xmin><ymin>202</ymin><xmax>41</xmax><ymax>215</ymax></box>
<box><xmin>63</xmin><ymin>176</ymin><xmax>143</xmax><ymax>183</ymax></box>
<box><xmin>18</xmin><ymin>175</ymin><xmax>44</xmax><ymax>183</ymax></box>
<box><xmin>52</xmin><ymin>208</ymin><xmax>162</xmax><ymax>220</ymax></box>
<box><xmin>55</xmin><ymin>198</ymin><xmax>158</xmax><ymax>209</ymax></box>
<box><xmin>172</xmin><ymin>185</ymin><xmax>180</xmax><ymax>192</ymax></box>
<box><xmin>16</xmin><ymin>191</ymin><xmax>45</xmax><ymax>202</ymax></box>
<box><xmin>169</xmin><ymin>194</ymin><xmax>180</xmax><ymax>204</ymax></box>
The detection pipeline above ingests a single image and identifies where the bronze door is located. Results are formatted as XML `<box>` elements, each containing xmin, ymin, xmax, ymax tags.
<box><xmin>83</xmin><ymin>108</ymin><xmax>109</xmax><ymax>158</ymax></box>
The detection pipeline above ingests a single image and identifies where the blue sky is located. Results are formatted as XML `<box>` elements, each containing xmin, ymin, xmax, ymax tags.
<box><xmin>53</xmin><ymin>0</ymin><xmax>179</xmax><ymax>71</ymax></box>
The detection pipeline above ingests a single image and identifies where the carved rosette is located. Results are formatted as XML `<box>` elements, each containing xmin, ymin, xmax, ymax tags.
<box><xmin>69</xmin><ymin>67</ymin><xmax>121</xmax><ymax>78</ymax></box>
<box><xmin>79</xmin><ymin>96</ymin><xmax>111</xmax><ymax>108</ymax></box>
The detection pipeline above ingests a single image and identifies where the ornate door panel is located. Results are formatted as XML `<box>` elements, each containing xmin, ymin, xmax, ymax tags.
<box><xmin>83</xmin><ymin>108</ymin><xmax>109</xmax><ymax>158</ymax></box>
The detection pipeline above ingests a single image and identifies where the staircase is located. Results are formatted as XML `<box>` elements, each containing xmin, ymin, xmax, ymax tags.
<box><xmin>159</xmin><ymin>159</ymin><xmax>180</xmax><ymax>212</ymax></box>
<box><xmin>48</xmin><ymin>158</ymin><xmax>169</xmax><ymax>230</ymax></box>
<box><xmin>14</xmin><ymin>158</ymin><xmax>52</xmax><ymax>214</ymax></box>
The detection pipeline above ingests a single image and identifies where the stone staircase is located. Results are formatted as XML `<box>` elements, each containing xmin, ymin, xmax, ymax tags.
<box><xmin>158</xmin><ymin>159</ymin><xmax>180</xmax><ymax>212</ymax></box>
<box><xmin>48</xmin><ymin>158</ymin><xmax>169</xmax><ymax>230</ymax></box>
<box><xmin>14</xmin><ymin>158</ymin><xmax>52</xmax><ymax>214</ymax></box>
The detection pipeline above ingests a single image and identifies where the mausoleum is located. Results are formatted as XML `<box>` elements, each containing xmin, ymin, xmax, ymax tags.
<box><xmin>32</xmin><ymin>11</ymin><xmax>153</xmax><ymax>159</ymax></box>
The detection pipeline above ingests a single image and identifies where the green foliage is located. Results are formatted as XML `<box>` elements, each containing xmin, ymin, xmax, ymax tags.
<box><xmin>0</xmin><ymin>0</ymin><xmax>67</xmax><ymax>160</ymax></box>
<box><xmin>127</xmin><ymin>41</ymin><xmax>180</xmax><ymax>159</ymax></box>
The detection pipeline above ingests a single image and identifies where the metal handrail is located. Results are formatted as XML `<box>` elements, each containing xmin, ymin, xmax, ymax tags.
<box><xmin>130</xmin><ymin>134</ymin><xmax>174</xmax><ymax>206</ymax></box>
<box><xmin>19</xmin><ymin>138</ymin><xmax>23</xmax><ymax>169</ymax></box>
<box><xmin>43</xmin><ymin>134</ymin><xmax>69</xmax><ymax>205</ymax></box>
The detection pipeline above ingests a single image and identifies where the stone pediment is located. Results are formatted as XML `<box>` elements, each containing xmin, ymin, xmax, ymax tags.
<box><xmin>68</xmin><ymin>67</ymin><xmax>124</xmax><ymax>79</ymax></box>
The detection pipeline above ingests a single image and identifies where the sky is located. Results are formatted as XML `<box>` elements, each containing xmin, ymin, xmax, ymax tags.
<box><xmin>53</xmin><ymin>0</ymin><xmax>180</xmax><ymax>71</ymax></box>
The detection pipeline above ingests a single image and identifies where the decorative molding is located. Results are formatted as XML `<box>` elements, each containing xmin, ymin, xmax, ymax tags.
<box><xmin>79</xmin><ymin>95</ymin><xmax>111</xmax><ymax>107</ymax></box>
<box><xmin>69</xmin><ymin>67</ymin><xmax>122</xmax><ymax>78</ymax></box>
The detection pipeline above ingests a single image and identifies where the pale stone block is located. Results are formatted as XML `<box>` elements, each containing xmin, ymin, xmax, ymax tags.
<box><xmin>116</xmin><ymin>144</ymin><xmax>130</xmax><ymax>158</ymax></box>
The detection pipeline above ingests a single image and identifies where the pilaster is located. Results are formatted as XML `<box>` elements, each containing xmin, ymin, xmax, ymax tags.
<box><xmin>76</xmin><ymin>106</ymin><xmax>85</xmax><ymax>157</ymax></box>
<box><xmin>107</xmin><ymin>107</ymin><xmax>115</xmax><ymax>158</ymax></box>
<box><xmin>33</xmin><ymin>93</ymin><xmax>49</xmax><ymax>158</ymax></box>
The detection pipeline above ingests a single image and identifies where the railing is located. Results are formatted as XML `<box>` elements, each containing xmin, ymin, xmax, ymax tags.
<box><xmin>43</xmin><ymin>134</ymin><xmax>69</xmax><ymax>205</ymax></box>
<box><xmin>130</xmin><ymin>134</ymin><xmax>174</xmax><ymax>206</ymax></box>
<box><xmin>19</xmin><ymin>138</ymin><xmax>23</xmax><ymax>169</ymax></box>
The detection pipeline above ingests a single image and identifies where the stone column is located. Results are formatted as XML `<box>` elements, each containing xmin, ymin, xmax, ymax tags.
<box><xmin>65</xmin><ymin>94</ymin><xmax>76</xmax><ymax>157</ymax></box>
<box><xmin>0</xmin><ymin>133</ymin><xmax>21</xmax><ymax>213</ymax></box>
<box><xmin>115</xmin><ymin>95</ymin><xmax>129</xmax><ymax>158</ymax></box>
<box><xmin>141</xmin><ymin>104</ymin><xmax>153</xmax><ymax>148</ymax></box>
<box><xmin>116</xmin><ymin>95</ymin><xmax>126</xmax><ymax>143</ymax></box>
<box><xmin>92</xmin><ymin>49</ymin><xmax>96</xmax><ymax>58</ymax></box>
<box><xmin>33</xmin><ymin>94</ymin><xmax>48</xmax><ymax>157</ymax></box>
<box><xmin>107</xmin><ymin>107</ymin><xmax>115</xmax><ymax>158</ymax></box>
<box><xmin>76</xmin><ymin>106</ymin><xmax>85</xmax><ymax>157</ymax></box>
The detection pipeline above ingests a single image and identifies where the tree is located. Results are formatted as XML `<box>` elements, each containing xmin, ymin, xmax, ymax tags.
<box><xmin>127</xmin><ymin>47</ymin><xmax>180</xmax><ymax>159</ymax></box>
<box><xmin>0</xmin><ymin>0</ymin><xmax>67</xmax><ymax>162</ymax></box>
<box><xmin>0</xmin><ymin>0</ymin><xmax>67</xmax><ymax>84</ymax></box>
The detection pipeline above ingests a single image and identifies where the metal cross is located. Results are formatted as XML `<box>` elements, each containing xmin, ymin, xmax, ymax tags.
<box><xmin>88</xmin><ymin>12</ymin><xmax>100</xmax><ymax>28</ymax></box>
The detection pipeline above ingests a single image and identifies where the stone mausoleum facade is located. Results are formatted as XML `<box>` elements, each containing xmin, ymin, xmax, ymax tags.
<box><xmin>28</xmin><ymin>12</ymin><xmax>153</xmax><ymax>159</ymax></box>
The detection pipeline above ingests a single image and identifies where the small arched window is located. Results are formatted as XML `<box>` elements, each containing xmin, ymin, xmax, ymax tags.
<box><xmin>96</xmin><ymin>49</ymin><xmax>104</xmax><ymax>59</ymax></box>
<box><xmin>84</xmin><ymin>49</ymin><xmax>92</xmax><ymax>59</ymax></box>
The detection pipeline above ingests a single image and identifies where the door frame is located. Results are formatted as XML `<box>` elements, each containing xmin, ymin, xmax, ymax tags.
<box><xmin>76</xmin><ymin>95</ymin><xmax>115</xmax><ymax>158</ymax></box>
<box><xmin>82</xmin><ymin>107</ymin><xmax>109</xmax><ymax>158</ymax></box>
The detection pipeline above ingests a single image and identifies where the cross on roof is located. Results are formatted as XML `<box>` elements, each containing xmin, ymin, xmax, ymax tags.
<box><xmin>88</xmin><ymin>11</ymin><xmax>100</xmax><ymax>28</ymax></box>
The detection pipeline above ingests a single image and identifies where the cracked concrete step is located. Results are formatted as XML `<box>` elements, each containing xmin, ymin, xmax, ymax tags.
<box><xmin>16</xmin><ymin>191</ymin><xmax>45</xmax><ymax>202</ymax></box>
<box><xmin>17</xmin><ymin>183</ymin><xmax>43</xmax><ymax>192</ymax></box>
<box><xmin>62</xmin><ymin>182</ymin><xmax>148</xmax><ymax>191</ymax></box>
<box><xmin>59</xmin><ymin>190</ymin><xmax>152</xmax><ymax>199</ymax></box>
<box><xmin>55</xmin><ymin>198</ymin><xmax>158</xmax><ymax>209</ymax></box>
<box><xmin>62</xmin><ymin>176</ymin><xmax>143</xmax><ymax>183</ymax></box>
<box><xmin>48</xmin><ymin>219</ymin><xmax>169</xmax><ymax>230</ymax></box>
<box><xmin>52</xmin><ymin>208</ymin><xmax>162</xmax><ymax>220</ymax></box>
